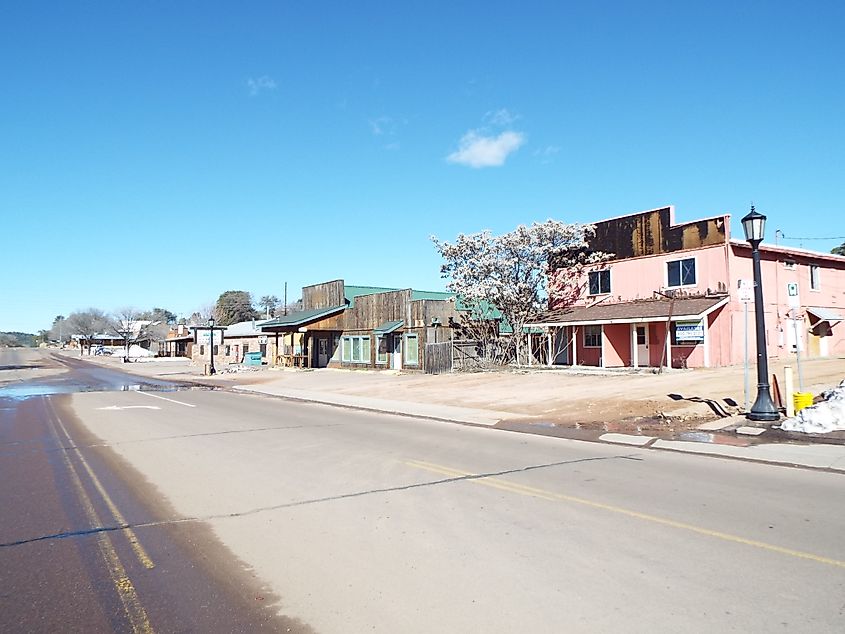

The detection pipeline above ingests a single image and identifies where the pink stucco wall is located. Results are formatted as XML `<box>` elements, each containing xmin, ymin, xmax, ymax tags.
<box><xmin>549</xmin><ymin>239</ymin><xmax>845</xmax><ymax>368</ymax></box>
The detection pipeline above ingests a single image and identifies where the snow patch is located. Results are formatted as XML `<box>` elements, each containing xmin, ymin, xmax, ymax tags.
<box><xmin>780</xmin><ymin>380</ymin><xmax>845</xmax><ymax>434</ymax></box>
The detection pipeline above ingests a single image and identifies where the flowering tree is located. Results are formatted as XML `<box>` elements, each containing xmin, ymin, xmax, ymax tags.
<box><xmin>432</xmin><ymin>220</ymin><xmax>607</xmax><ymax>366</ymax></box>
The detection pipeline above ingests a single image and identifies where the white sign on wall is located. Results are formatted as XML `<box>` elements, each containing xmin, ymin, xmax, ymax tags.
<box><xmin>198</xmin><ymin>331</ymin><xmax>222</xmax><ymax>345</ymax></box>
<box><xmin>737</xmin><ymin>279</ymin><xmax>754</xmax><ymax>304</ymax></box>
<box><xmin>786</xmin><ymin>282</ymin><xmax>800</xmax><ymax>309</ymax></box>
<box><xmin>675</xmin><ymin>320</ymin><xmax>705</xmax><ymax>342</ymax></box>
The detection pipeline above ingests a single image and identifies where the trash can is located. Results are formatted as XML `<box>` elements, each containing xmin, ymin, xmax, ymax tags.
<box><xmin>244</xmin><ymin>351</ymin><xmax>263</xmax><ymax>366</ymax></box>
<box><xmin>793</xmin><ymin>392</ymin><xmax>813</xmax><ymax>413</ymax></box>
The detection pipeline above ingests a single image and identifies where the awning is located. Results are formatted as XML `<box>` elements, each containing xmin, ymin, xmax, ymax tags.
<box><xmin>373</xmin><ymin>320</ymin><xmax>404</xmax><ymax>334</ymax></box>
<box><xmin>807</xmin><ymin>307</ymin><xmax>844</xmax><ymax>326</ymax></box>
<box><xmin>526</xmin><ymin>295</ymin><xmax>729</xmax><ymax>328</ymax></box>
<box><xmin>259</xmin><ymin>305</ymin><xmax>346</xmax><ymax>331</ymax></box>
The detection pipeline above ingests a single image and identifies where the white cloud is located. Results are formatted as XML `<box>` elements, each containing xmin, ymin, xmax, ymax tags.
<box><xmin>247</xmin><ymin>75</ymin><xmax>277</xmax><ymax>96</ymax></box>
<box><xmin>447</xmin><ymin>130</ymin><xmax>525</xmax><ymax>168</ymax></box>
<box><xmin>534</xmin><ymin>145</ymin><xmax>561</xmax><ymax>163</ymax></box>
<box><xmin>484</xmin><ymin>108</ymin><xmax>520</xmax><ymax>126</ymax></box>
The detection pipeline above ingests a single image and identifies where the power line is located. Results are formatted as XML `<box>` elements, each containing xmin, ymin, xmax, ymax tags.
<box><xmin>776</xmin><ymin>232</ymin><xmax>845</xmax><ymax>241</ymax></box>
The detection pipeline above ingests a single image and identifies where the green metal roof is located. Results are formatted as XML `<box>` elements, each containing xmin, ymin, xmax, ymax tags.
<box><xmin>373</xmin><ymin>320</ymin><xmax>404</xmax><ymax>334</ymax></box>
<box><xmin>343</xmin><ymin>285</ymin><xmax>399</xmax><ymax>307</ymax></box>
<box><xmin>411</xmin><ymin>289</ymin><xmax>454</xmax><ymax>301</ymax></box>
<box><xmin>343</xmin><ymin>284</ymin><xmax>454</xmax><ymax>307</ymax></box>
<box><xmin>259</xmin><ymin>305</ymin><xmax>346</xmax><ymax>330</ymax></box>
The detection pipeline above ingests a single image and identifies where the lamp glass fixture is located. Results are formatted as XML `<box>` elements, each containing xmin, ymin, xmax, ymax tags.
<box><xmin>208</xmin><ymin>317</ymin><xmax>215</xmax><ymax>328</ymax></box>
<box><xmin>741</xmin><ymin>208</ymin><xmax>766</xmax><ymax>242</ymax></box>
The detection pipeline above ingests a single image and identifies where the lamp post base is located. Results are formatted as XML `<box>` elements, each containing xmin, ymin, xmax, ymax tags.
<box><xmin>747</xmin><ymin>386</ymin><xmax>780</xmax><ymax>422</ymax></box>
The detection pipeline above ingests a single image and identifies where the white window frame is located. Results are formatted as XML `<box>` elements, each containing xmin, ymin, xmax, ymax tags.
<box><xmin>342</xmin><ymin>335</ymin><xmax>372</xmax><ymax>364</ymax></box>
<box><xmin>376</xmin><ymin>334</ymin><xmax>388</xmax><ymax>364</ymax></box>
<box><xmin>810</xmin><ymin>265</ymin><xmax>821</xmax><ymax>291</ymax></box>
<box><xmin>666</xmin><ymin>256</ymin><xmax>697</xmax><ymax>289</ymax></box>
<box><xmin>588</xmin><ymin>269</ymin><xmax>611</xmax><ymax>296</ymax></box>
<box><xmin>404</xmin><ymin>333</ymin><xmax>419</xmax><ymax>366</ymax></box>
<box><xmin>584</xmin><ymin>325</ymin><xmax>602</xmax><ymax>348</ymax></box>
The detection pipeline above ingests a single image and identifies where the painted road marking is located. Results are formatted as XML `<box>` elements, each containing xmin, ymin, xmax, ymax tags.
<box><xmin>135</xmin><ymin>391</ymin><xmax>197</xmax><ymax>407</ymax></box>
<box><xmin>406</xmin><ymin>459</ymin><xmax>845</xmax><ymax>570</ymax></box>
<box><xmin>49</xmin><ymin>401</ymin><xmax>156</xmax><ymax>570</ymax></box>
<box><xmin>97</xmin><ymin>406</ymin><xmax>162</xmax><ymax>411</ymax></box>
<box><xmin>45</xmin><ymin>404</ymin><xmax>154</xmax><ymax>633</ymax></box>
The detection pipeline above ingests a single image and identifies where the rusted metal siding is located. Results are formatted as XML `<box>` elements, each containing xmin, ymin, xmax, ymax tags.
<box><xmin>590</xmin><ymin>207</ymin><xmax>728</xmax><ymax>260</ymax></box>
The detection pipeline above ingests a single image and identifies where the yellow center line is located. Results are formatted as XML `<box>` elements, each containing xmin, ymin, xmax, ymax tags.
<box><xmin>45</xmin><ymin>407</ymin><xmax>154</xmax><ymax>633</ymax></box>
<box><xmin>406</xmin><ymin>459</ymin><xmax>845</xmax><ymax>569</ymax></box>
<box><xmin>48</xmin><ymin>400</ymin><xmax>156</xmax><ymax>570</ymax></box>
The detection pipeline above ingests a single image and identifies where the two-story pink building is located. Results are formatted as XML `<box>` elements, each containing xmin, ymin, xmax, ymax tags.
<box><xmin>527</xmin><ymin>206</ymin><xmax>845</xmax><ymax>369</ymax></box>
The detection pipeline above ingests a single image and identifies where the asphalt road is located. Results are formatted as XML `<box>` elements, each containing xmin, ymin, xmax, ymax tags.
<box><xmin>0</xmin><ymin>349</ymin><xmax>307</xmax><ymax>633</ymax></box>
<box><xmin>2</xmin><ymin>349</ymin><xmax>844</xmax><ymax>632</ymax></box>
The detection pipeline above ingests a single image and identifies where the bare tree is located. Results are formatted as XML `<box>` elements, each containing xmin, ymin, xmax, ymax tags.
<box><xmin>66</xmin><ymin>309</ymin><xmax>108</xmax><ymax>355</ymax></box>
<box><xmin>109</xmin><ymin>307</ymin><xmax>143</xmax><ymax>362</ymax></box>
<box><xmin>188</xmin><ymin>304</ymin><xmax>217</xmax><ymax>326</ymax></box>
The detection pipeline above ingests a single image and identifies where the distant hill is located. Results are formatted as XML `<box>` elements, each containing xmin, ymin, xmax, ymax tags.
<box><xmin>0</xmin><ymin>332</ymin><xmax>36</xmax><ymax>347</ymax></box>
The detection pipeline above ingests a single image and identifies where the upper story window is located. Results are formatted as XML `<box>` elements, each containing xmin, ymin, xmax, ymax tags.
<box><xmin>667</xmin><ymin>257</ymin><xmax>696</xmax><ymax>288</ymax></box>
<box><xmin>783</xmin><ymin>260</ymin><xmax>796</xmax><ymax>270</ymax></box>
<box><xmin>810</xmin><ymin>265</ymin><xmax>820</xmax><ymax>290</ymax></box>
<box><xmin>588</xmin><ymin>269</ymin><xmax>611</xmax><ymax>295</ymax></box>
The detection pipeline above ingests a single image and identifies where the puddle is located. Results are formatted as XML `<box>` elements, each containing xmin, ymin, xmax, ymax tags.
<box><xmin>0</xmin><ymin>377</ymin><xmax>208</xmax><ymax>401</ymax></box>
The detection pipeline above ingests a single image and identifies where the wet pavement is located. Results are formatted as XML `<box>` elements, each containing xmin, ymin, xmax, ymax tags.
<box><xmin>0</xmin><ymin>349</ymin><xmax>310</xmax><ymax>633</ymax></box>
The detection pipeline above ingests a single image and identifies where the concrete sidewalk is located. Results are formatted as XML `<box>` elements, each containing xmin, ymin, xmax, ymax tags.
<box><xmin>57</xmin><ymin>351</ymin><xmax>845</xmax><ymax>473</ymax></box>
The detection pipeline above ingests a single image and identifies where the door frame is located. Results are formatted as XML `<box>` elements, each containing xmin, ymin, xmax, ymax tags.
<box><xmin>391</xmin><ymin>334</ymin><xmax>402</xmax><ymax>370</ymax></box>
<box><xmin>632</xmin><ymin>323</ymin><xmax>649</xmax><ymax>368</ymax></box>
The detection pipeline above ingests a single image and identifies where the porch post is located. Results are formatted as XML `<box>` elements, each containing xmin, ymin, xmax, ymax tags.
<box><xmin>274</xmin><ymin>331</ymin><xmax>280</xmax><ymax>366</ymax></box>
<box><xmin>600</xmin><ymin>325</ymin><xmax>606</xmax><ymax>368</ymax></box>
<box><xmin>571</xmin><ymin>327</ymin><xmax>578</xmax><ymax>366</ymax></box>
<box><xmin>631</xmin><ymin>324</ymin><xmax>638</xmax><ymax>368</ymax></box>
<box><xmin>703</xmin><ymin>316</ymin><xmax>711</xmax><ymax>368</ymax></box>
<box><xmin>547</xmin><ymin>332</ymin><xmax>553</xmax><ymax>367</ymax></box>
<box><xmin>665</xmin><ymin>325</ymin><xmax>672</xmax><ymax>370</ymax></box>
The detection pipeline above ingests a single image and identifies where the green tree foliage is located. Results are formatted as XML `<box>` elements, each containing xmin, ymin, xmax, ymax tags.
<box><xmin>0</xmin><ymin>332</ymin><xmax>36</xmax><ymax>347</ymax></box>
<box><xmin>258</xmin><ymin>295</ymin><xmax>280</xmax><ymax>318</ymax></box>
<box><xmin>214</xmin><ymin>291</ymin><xmax>258</xmax><ymax>326</ymax></box>
<box><xmin>832</xmin><ymin>242</ymin><xmax>845</xmax><ymax>256</ymax></box>
<box><xmin>139</xmin><ymin>307</ymin><xmax>177</xmax><ymax>324</ymax></box>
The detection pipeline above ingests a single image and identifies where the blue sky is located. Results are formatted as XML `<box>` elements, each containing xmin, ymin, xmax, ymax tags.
<box><xmin>2</xmin><ymin>1</ymin><xmax>843</xmax><ymax>332</ymax></box>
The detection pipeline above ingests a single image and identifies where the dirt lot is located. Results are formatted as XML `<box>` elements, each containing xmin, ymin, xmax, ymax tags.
<box><xmin>48</xmin><ymin>350</ymin><xmax>845</xmax><ymax>434</ymax></box>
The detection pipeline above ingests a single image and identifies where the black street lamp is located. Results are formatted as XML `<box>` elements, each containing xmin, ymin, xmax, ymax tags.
<box><xmin>741</xmin><ymin>206</ymin><xmax>780</xmax><ymax>421</ymax></box>
<box><xmin>207</xmin><ymin>317</ymin><xmax>216</xmax><ymax>375</ymax></box>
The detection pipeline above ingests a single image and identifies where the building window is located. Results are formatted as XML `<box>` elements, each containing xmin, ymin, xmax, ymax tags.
<box><xmin>588</xmin><ymin>269</ymin><xmax>611</xmax><ymax>295</ymax></box>
<box><xmin>199</xmin><ymin>344</ymin><xmax>205</xmax><ymax>356</ymax></box>
<box><xmin>667</xmin><ymin>258</ymin><xmax>696</xmax><ymax>287</ymax></box>
<box><xmin>376</xmin><ymin>335</ymin><xmax>388</xmax><ymax>364</ymax></box>
<box><xmin>259</xmin><ymin>343</ymin><xmax>267</xmax><ymax>357</ymax></box>
<box><xmin>810</xmin><ymin>265</ymin><xmax>820</xmax><ymax>290</ymax></box>
<box><xmin>584</xmin><ymin>325</ymin><xmax>602</xmax><ymax>348</ymax></box>
<box><xmin>783</xmin><ymin>260</ymin><xmax>796</xmax><ymax>270</ymax></box>
<box><xmin>405</xmin><ymin>334</ymin><xmax>419</xmax><ymax>366</ymax></box>
<box><xmin>224</xmin><ymin>345</ymin><xmax>231</xmax><ymax>356</ymax></box>
<box><xmin>342</xmin><ymin>335</ymin><xmax>372</xmax><ymax>363</ymax></box>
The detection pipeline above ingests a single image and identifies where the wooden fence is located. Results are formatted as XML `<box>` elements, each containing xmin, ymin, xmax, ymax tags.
<box><xmin>425</xmin><ymin>340</ymin><xmax>485</xmax><ymax>374</ymax></box>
